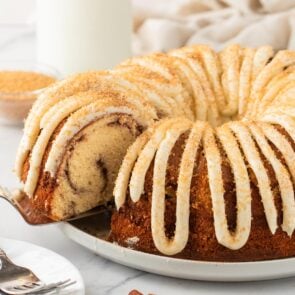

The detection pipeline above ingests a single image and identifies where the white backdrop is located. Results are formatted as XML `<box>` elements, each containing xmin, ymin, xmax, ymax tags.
<box><xmin>2</xmin><ymin>0</ymin><xmax>295</xmax><ymax>57</ymax></box>
<box><xmin>0</xmin><ymin>0</ymin><xmax>35</xmax><ymax>24</ymax></box>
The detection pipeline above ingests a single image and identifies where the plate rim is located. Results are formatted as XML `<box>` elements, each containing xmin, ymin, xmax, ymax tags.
<box><xmin>0</xmin><ymin>236</ymin><xmax>85</xmax><ymax>294</ymax></box>
<box><xmin>60</xmin><ymin>221</ymin><xmax>295</xmax><ymax>282</ymax></box>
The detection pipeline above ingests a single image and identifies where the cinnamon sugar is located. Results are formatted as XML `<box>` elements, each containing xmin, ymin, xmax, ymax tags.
<box><xmin>0</xmin><ymin>70</ymin><xmax>56</xmax><ymax>124</ymax></box>
<box><xmin>0</xmin><ymin>71</ymin><xmax>56</xmax><ymax>96</ymax></box>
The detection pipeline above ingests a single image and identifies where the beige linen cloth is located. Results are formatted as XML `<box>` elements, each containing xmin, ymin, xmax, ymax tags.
<box><xmin>132</xmin><ymin>0</ymin><xmax>295</xmax><ymax>55</ymax></box>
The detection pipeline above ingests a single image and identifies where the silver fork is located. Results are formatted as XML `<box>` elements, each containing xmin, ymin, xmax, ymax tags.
<box><xmin>0</xmin><ymin>185</ymin><xmax>111</xmax><ymax>225</ymax></box>
<box><xmin>0</xmin><ymin>247</ymin><xmax>45</xmax><ymax>294</ymax></box>
<box><xmin>0</xmin><ymin>247</ymin><xmax>75</xmax><ymax>294</ymax></box>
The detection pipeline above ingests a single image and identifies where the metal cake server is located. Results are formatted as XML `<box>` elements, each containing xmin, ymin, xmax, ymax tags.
<box><xmin>0</xmin><ymin>185</ymin><xmax>110</xmax><ymax>226</ymax></box>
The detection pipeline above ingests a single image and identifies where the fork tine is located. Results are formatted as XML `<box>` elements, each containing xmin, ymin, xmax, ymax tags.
<box><xmin>30</xmin><ymin>279</ymin><xmax>76</xmax><ymax>294</ymax></box>
<box><xmin>44</xmin><ymin>282</ymin><xmax>77</xmax><ymax>295</ymax></box>
<box><xmin>32</xmin><ymin>279</ymin><xmax>71</xmax><ymax>292</ymax></box>
<box><xmin>22</xmin><ymin>283</ymin><xmax>35</xmax><ymax>288</ymax></box>
<box><xmin>57</xmin><ymin>280</ymin><xmax>76</xmax><ymax>289</ymax></box>
<box><xmin>2</xmin><ymin>282</ymin><xmax>45</xmax><ymax>295</ymax></box>
<box><xmin>3</xmin><ymin>280</ymin><xmax>43</xmax><ymax>290</ymax></box>
<box><xmin>1</xmin><ymin>279</ymin><xmax>75</xmax><ymax>295</ymax></box>
<box><xmin>13</xmin><ymin>285</ymin><xmax>33</xmax><ymax>290</ymax></box>
<box><xmin>41</xmin><ymin>279</ymin><xmax>71</xmax><ymax>289</ymax></box>
<box><xmin>22</xmin><ymin>282</ymin><xmax>42</xmax><ymax>288</ymax></box>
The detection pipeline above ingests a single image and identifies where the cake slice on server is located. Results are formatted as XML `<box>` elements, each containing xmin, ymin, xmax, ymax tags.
<box><xmin>15</xmin><ymin>72</ymin><xmax>158</xmax><ymax>220</ymax></box>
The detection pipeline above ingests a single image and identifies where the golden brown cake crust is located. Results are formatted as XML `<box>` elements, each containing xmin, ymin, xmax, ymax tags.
<box><xmin>110</xmin><ymin>126</ymin><xmax>295</xmax><ymax>262</ymax></box>
<box><xmin>21</xmin><ymin>120</ymin><xmax>64</xmax><ymax>219</ymax></box>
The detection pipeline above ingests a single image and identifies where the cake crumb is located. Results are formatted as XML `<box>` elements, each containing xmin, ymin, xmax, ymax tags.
<box><xmin>125</xmin><ymin>236</ymin><xmax>140</xmax><ymax>248</ymax></box>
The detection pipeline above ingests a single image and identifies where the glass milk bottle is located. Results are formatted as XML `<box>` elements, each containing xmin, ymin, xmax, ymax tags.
<box><xmin>36</xmin><ymin>0</ymin><xmax>132</xmax><ymax>77</ymax></box>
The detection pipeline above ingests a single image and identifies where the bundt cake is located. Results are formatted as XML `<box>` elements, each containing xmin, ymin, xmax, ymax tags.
<box><xmin>15</xmin><ymin>44</ymin><xmax>295</xmax><ymax>262</ymax></box>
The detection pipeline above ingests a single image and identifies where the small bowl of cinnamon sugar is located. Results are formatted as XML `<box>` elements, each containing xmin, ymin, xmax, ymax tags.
<box><xmin>0</xmin><ymin>61</ymin><xmax>60</xmax><ymax>125</ymax></box>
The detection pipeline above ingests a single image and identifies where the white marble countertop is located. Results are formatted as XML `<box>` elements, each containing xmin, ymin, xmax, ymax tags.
<box><xmin>1</xmin><ymin>24</ymin><xmax>295</xmax><ymax>295</ymax></box>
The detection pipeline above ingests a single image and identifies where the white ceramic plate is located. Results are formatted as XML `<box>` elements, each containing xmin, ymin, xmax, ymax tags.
<box><xmin>60</xmin><ymin>213</ymin><xmax>295</xmax><ymax>282</ymax></box>
<box><xmin>0</xmin><ymin>237</ymin><xmax>85</xmax><ymax>294</ymax></box>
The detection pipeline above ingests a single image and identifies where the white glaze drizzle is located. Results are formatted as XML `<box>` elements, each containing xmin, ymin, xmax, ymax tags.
<box><xmin>238</xmin><ymin>47</ymin><xmax>255</xmax><ymax>116</ymax></box>
<box><xmin>114</xmin><ymin>133</ymin><xmax>150</xmax><ymax>209</ymax></box>
<box><xmin>171</xmin><ymin>48</ymin><xmax>220</xmax><ymax>125</ymax></box>
<box><xmin>113</xmin><ymin>67</ymin><xmax>182</xmax><ymax>118</ymax></box>
<box><xmin>129</xmin><ymin>118</ymin><xmax>188</xmax><ymax>203</ymax></box>
<box><xmin>257</xmin><ymin>76</ymin><xmax>295</xmax><ymax>117</ymax></box>
<box><xmin>114</xmin><ymin>120</ymin><xmax>171</xmax><ymax>209</ymax></box>
<box><xmin>249</xmin><ymin>123</ymin><xmax>295</xmax><ymax>236</ymax></box>
<box><xmin>187</xmin><ymin>45</ymin><xmax>224</xmax><ymax>125</ymax></box>
<box><xmin>125</xmin><ymin>55</ymin><xmax>194</xmax><ymax>119</ymax></box>
<box><xmin>251</xmin><ymin>46</ymin><xmax>274</xmax><ymax>80</ymax></box>
<box><xmin>116</xmin><ymin>62</ymin><xmax>185</xmax><ymax>111</ymax></box>
<box><xmin>175</xmin><ymin>58</ymin><xmax>206</xmax><ymax>119</ymax></box>
<box><xmin>261</xmin><ymin>122</ymin><xmax>295</xmax><ymax>183</ymax></box>
<box><xmin>15</xmin><ymin>75</ymin><xmax>99</xmax><ymax>178</ymax></box>
<box><xmin>172</xmin><ymin>121</ymin><xmax>207</xmax><ymax>251</ymax></box>
<box><xmin>262</xmin><ymin>113</ymin><xmax>295</xmax><ymax>142</ymax></box>
<box><xmin>151</xmin><ymin>120</ymin><xmax>193</xmax><ymax>255</ymax></box>
<box><xmin>190</xmin><ymin>46</ymin><xmax>227</xmax><ymax>116</ymax></box>
<box><xmin>219</xmin><ymin>44</ymin><xmax>241</xmax><ymax>116</ymax></box>
<box><xmin>229</xmin><ymin>122</ymin><xmax>277</xmax><ymax>234</ymax></box>
<box><xmin>215</xmin><ymin>124</ymin><xmax>252</xmax><ymax>249</ymax></box>
<box><xmin>248</xmin><ymin>51</ymin><xmax>295</xmax><ymax>118</ymax></box>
